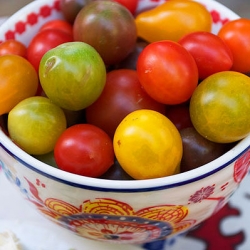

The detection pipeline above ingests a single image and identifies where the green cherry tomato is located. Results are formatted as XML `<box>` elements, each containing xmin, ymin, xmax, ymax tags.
<box><xmin>190</xmin><ymin>71</ymin><xmax>250</xmax><ymax>143</ymax></box>
<box><xmin>8</xmin><ymin>96</ymin><xmax>67</xmax><ymax>155</ymax></box>
<box><xmin>39</xmin><ymin>41</ymin><xmax>106</xmax><ymax>111</ymax></box>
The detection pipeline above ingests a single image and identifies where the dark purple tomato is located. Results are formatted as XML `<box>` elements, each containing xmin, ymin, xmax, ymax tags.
<box><xmin>180</xmin><ymin>127</ymin><xmax>228</xmax><ymax>172</ymax></box>
<box><xmin>73</xmin><ymin>1</ymin><xmax>137</xmax><ymax>65</ymax></box>
<box><xmin>86</xmin><ymin>69</ymin><xmax>166</xmax><ymax>138</ymax></box>
<box><xmin>63</xmin><ymin>108</ymin><xmax>86</xmax><ymax>127</ymax></box>
<box><xmin>100</xmin><ymin>159</ymin><xmax>134</xmax><ymax>180</ymax></box>
<box><xmin>165</xmin><ymin>103</ymin><xmax>193</xmax><ymax>130</ymax></box>
<box><xmin>0</xmin><ymin>114</ymin><xmax>8</xmax><ymax>135</ymax></box>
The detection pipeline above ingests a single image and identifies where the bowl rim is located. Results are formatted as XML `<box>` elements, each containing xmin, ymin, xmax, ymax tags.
<box><xmin>0</xmin><ymin>0</ymin><xmax>247</xmax><ymax>192</ymax></box>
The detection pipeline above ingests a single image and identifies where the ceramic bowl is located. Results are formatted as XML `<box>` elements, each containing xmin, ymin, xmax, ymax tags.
<box><xmin>0</xmin><ymin>0</ymin><xmax>249</xmax><ymax>246</ymax></box>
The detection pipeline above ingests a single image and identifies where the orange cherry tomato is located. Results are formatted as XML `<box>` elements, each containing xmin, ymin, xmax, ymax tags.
<box><xmin>0</xmin><ymin>55</ymin><xmax>38</xmax><ymax>115</ymax></box>
<box><xmin>218</xmin><ymin>18</ymin><xmax>250</xmax><ymax>73</ymax></box>
<box><xmin>0</xmin><ymin>39</ymin><xmax>27</xmax><ymax>58</ymax></box>
<box><xmin>135</xmin><ymin>0</ymin><xmax>212</xmax><ymax>43</ymax></box>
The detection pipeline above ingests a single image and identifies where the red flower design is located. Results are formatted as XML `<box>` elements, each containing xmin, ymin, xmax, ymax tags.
<box><xmin>39</xmin><ymin>6</ymin><xmax>52</xmax><ymax>18</ymax></box>
<box><xmin>27</xmin><ymin>13</ymin><xmax>39</xmax><ymax>26</ymax></box>
<box><xmin>189</xmin><ymin>186</ymin><xmax>215</xmax><ymax>203</ymax></box>
<box><xmin>234</xmin><ymin>150</ymin><xmax>250</xmax><ymax>183</ymax></box>
<box><xmin>15</xmin><ymin>21</ymin><xmax>26</xmax><ymax>34</ymax></box>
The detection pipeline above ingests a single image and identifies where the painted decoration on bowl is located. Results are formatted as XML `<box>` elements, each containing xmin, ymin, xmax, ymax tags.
<box><xmin>0</xmin><ymin>148</ymin><xmax>249</xmax><ymax>243</ymax></box>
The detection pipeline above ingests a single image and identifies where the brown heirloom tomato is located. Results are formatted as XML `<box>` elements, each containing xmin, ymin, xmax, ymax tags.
<box><xmin>73</xmin><ymin>1</ymin><xmax>137</xmax><ymax>65</ymax></box>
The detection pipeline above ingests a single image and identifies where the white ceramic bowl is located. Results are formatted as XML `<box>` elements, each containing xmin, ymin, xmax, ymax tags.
<box><xmin>0</xmin><ymin>0</ymin><xmax>249</xmax><ymax>246</ymax></box>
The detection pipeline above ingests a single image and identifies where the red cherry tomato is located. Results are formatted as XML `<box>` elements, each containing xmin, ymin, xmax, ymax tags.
<box><xmin>54</xmin><ymin>124</ymin><xmax>114</xmax><ymax>177</ymax></box>
<box><xmin>0</xmin><ymin>39</ymin><xmax>27</xmax><ymax>58</ymax></box>
<box><xmin>27</xmin><ymin>29</ymin><xmax>73</xmax><ymax>72</ymax></box>
<box><xmin>179</xmin><ymin>31</ymin><xmax>233</xmax><ymax>80</ymax></box>
<box><xmin>86</xmin><ymin>69</ymin><xmax>166</xmax><ymax>138</ymax></box>
<box><xmin>113</xmin><ymin>0</ymin><xmax>139</xmax><ymax>15</ymax></box>
<box><xmin>39</xmin><ymin>19</ymin><xmax>73</xmax><ymax>36</ymax></box>
<box><xmin>137</xmin><ymin>40</ymin><xmax>198</xmax><ymax>105</ymax></box>
<box><xmin>218</xmin><ymin>18</ymin><xmax>250</xmax><ymax>73</ymax></box>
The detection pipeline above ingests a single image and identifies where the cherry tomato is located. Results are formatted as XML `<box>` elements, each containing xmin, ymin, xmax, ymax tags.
<box><xmin>0</xmin><ymin>55</ymin><xmax>38</xmax><ymax>115</ymax></box>
<box><xmin>218</xmin><ymin>18</ymin><xmax>250</xmax><ymax>73</ymax></box>
<box><xmin>73</xmin><ymin>1</ymin><xmax>137</xmax><ymax>65</ymax></box>
<box><xmin>54</xmin><ymin>124</ymin><xmax>114</xmax><ymax>177</ymax></box>
<box><xmin>190</xmin><ymin>71</ymin><xmax>250</xmax><ymax>143</ymax></box>
<box><xmin>178</xmin><ymin>31</ymin><xmax>233</xmax><ymax>80</ymax></box>
<box><xmin>113</xmin><ymin>110</ymin><xmax>182</xmax><ymax>180</ymax></box>
<box><xmin>86</xmin><ymin>69</ymin><xmax>166</xmax><ymax>138</ymax></box>
<box><xmin>0</xmin><ymin>39</ymin><xmax>27</xmax><ymax>58</ymax></box>
<box><xmin>39</xmin><ymin>42</ymin><xmax>106</xmax><ymax>111</ymax></box>
<box><xmin>135</xmin><ymin>0</ymin><xmax>212</xmax><ymax>43</ymax></box>
<box><xmin>100</xmin><ymin>159</ymin><xmax>134</xmax><ymax>180</ymax></box>
<box><xmin>137</xmin><ymin>40</ymin><xmax>198</xmax><ymax>105</ymax></box>
<box><xmin>8</xmin><ymin>96</ymin><xmax>67</xmax><ymax>155</ymax></box>
<box><xmin>180</xmin><ymin>127</ymin><xmax>228</xmax><ymax>172</ymax></box>
<box><xmin>113</xmin><ymin>0</ymin><xmax>139</xmax><ymax>15</ymax></box>
<box><xmin>27</xmin><ymin>29</ymin><xmax>73</xmax><ymax>72</ymax></box>
<box><xmin>39</xmin><ymin>19</ymin><xmax>73</xmax><ymax>36</ymax></box>
<box><xmin>165</xmin><ymin>104</ymin><xmax>192</xmax><ymax>131</ymax></box>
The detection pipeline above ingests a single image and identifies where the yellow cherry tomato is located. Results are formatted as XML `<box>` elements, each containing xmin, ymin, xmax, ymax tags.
<box><xmin>113</xmin><ymin>110</ymin><xmax>183</xmax><ymax>180</ymax></box>
<box><xmin>190</xmin><ymin>71</ymin><xmax>250</xmax><ymax>143</ymax></box>
<box><xmin>135</xmin><ymin>0</ymin><xmax>212</xmax><ymax>43</ymax></box>
<box><xmin>0</xmin><ymin>54</ymin><xmax>38</xmax><ymax>115</ymax></box>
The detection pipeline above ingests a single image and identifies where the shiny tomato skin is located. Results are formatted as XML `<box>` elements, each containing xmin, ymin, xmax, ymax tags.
<box><xmin>137</xmin><ymin>40</ymin><xmax>199</xmax><ymax>105</ymax></box>
<box><xmin>179</xmin><ymin>31</ymin><xmax>233</xmax><ymax>80</ymax></box>
<box><xmin>27</xmin><ymin>29</ymin><xmax>73</xmax><ymax>72</ymax></box>
<box><xmin>0</xmin><ymin>55</ymin><xmax>38</xmax><ymax>115</ymax></box>
<box><xmin>0</xmin><ymin>39</ymin><xmax>27</xmax><ymax>58</ymax></box>
<box><xmin>190</xmin><ymin>71</ymin><xmax>250</xmax><ymax>143</ymax></box>
<box><xmin>218</xmin><ymin>18</ymin><xmax>250</xmax><ymax>73</ymax></box>
<box><xmin>8</xmin><ymin>96</ymin><xmax>67</xmax><ymax>155</ymax></box>
<box><xmin>113</xmin><ymin>109</ymin><xmax>183</xmax><ymax>180</ymax></box>
<box><xmin>39</xmin><ymin>19</ymin><xmax>73</xmax><ymax>36</ymax></box>
<box><xmin>73</xmin><ymin>1</ymin><xmax>137</xmax><ymax>65</ymax></box>
<box><xmin>135</xmin><ymin>0</ymin><xmax>212</xmax><ymax>43</ymax></box>
<box><xmin>54</xmin><ymin>124</ymin><xmax>114</xmax><ymax>177</ymax></box>
<box><xmin>86</xmin><ymin>69</ymin><xmax>166</xmax><ymax>138</ymax></box>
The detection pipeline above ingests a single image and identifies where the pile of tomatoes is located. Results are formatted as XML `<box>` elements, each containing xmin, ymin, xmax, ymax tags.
<box><xmin>1</xmin><ymin>0</ymin><xmax>250</xmax><ymax>180</ymax></box>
